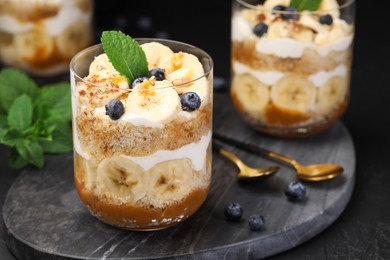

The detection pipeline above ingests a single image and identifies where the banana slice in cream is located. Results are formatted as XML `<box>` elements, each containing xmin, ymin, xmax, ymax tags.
<box><xmin>231</xmin><ymin>73</ymin><xmax>270</xmax><ymax>115</ymax></box>
<box><xmin>126</xmin><ymin>78</ymin><xmax>181</xmax><ymax>124</ymax></box>
<box><xmin>141</xmin><ymin>42</ymin><xmax>174</xmax><ymax>70</ymax></box>
<box><xmin>162</xmin><ymin>52</ymin><xmax>209</xmax><ymax>106</ymax></box>
<box><xmin>147</xmin><ymin>158</ymin><xmax>193</xmax><ymax>206</ymax></box>
<box><xmin>271</xmin><ymin>74</ymin><xmax>316</xmax><ymax>113</ymax></box>
<box><xmin>318</xmin><ymin>0</ymin><xmax>340</xmax><ymax>18</ymax></box>
<box><xmin>14</xmin><ymin>29</ymin><xmax>53</xmax><ymax>61</ymax></box>
<box><xmin>96</xmin><ymin>156</ymin><xmax>147</xmax><ymax>203</ymax></box>
<box><xmin>56</xmin><ymin>19</ymin><xmax>92</xmax><ymax>60</ymax></box>
<box><xmin>317</xmin><ymin>75</ymin><xmax>348</xmax><ymax>114</ymax></box>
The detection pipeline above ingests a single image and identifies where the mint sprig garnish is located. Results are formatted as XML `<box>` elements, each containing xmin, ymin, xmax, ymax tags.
<box><xmin>290</xmin><ymin>0</ymin><xmax>321</xmax><ymax>11</ymax></box>
<box><xmin>101</xmin><ymin>31</ymin><xmax>148</xmax><ymax>84</ymax></box>
<box><xmin>0</xmin><ymin>68</ymin><xmax>73</xmax><ymax>170</ymax></box>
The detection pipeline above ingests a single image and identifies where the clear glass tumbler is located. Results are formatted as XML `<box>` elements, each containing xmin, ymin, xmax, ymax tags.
<box><xmin>0</xmin><ymin>0</ymin><xmax>94</xmax><ymax>77</ymax></box>
<box><xmin>230</xmin><ymin>0</ymin><xmax>355</xmax><ymax>138</ymax></box>
<box><xmin>70</xmin><ymin>39</ymin><xmax>213</xmax><ymax>230</ymax></box>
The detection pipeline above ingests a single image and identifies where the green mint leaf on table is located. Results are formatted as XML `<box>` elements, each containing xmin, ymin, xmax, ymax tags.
<box><xmin>290</xmin><ymin>0</ymin><xmax>321</xmax><ymax>11</ymax></box>
<box><xmin>34</xmin><ymin>82</ymin><xmax>72</xmax><ymax>123</ymax></box>
<box><xmin>0</xmin><ymin>68</ymin><xmax>38</xmax><ymax>113</ymax></box>
<box><xmin>17</xmin><ymin>142</ymin><xmax>44</xmax><ymax>169</ymax></box>
<box><xmin>7</xmin><ymin>94</ymin><xmax>33</xmax><ymax>132</ymax></box>
<box><xmin>8</xmin><ymin>148</ymin><xmax>29</xmax><ymax>170</ymax></box>
<box><xmin>101</xmin><ymin>31</ymin><xmax>148</xmax><ymax>84</ymax></box>
<box><xmin>0</xmin><ymin>68</ymin><xmax>73</xmax><ymax>170</ymax></box>
<box><xmin>0</xmin><ymin>115</ymin><xmax>7</xmax><ymax>140</ymax></box>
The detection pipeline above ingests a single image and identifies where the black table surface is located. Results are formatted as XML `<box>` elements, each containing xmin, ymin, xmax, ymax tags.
<box><xmin>1</xmin><ymin>0</ymin><xmax>390</xmax><ymax>259</ymax></box>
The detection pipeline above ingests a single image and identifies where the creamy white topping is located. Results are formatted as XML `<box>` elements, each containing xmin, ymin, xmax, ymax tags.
<box><xmin>232</xmin><ymin>3</ymin><xmax>354</xmax><ymax>59</ymax></box>
<box><xmin>231</xmin><ymin>15</ymin><xmax>255</xmax><ymax>42</ymax></box>
<box><xmin>309</xmin><ymin>64</ymin><xmax>347</xmax><ymax>87</ymax></box>
<box><xmin>233</xmin><ymin>61</ymin><xmax>284</xmax><ymax>85</ymax></box>
<box><xmin>233</xmin><ymin>61</ymin><xmax>347</xmax><ymax>87</ymax></box>
<box><xmin>0</xmin><ymin>0</ymin><xmax>91</xmax><ymax>36</ymax></box>
<box><xmin>121</xmin><ymin>131</ymin><xmax>211</xmax><ymax>171</ymax></box>
<box><xmin>0</xmin><ymin>15</ymin><xmax>32</xmax><ymax>33</ymax></box>
<box><xmin>255</xmin><ymin>36</ymin><xmax>353</xmax><ymax>58</ymax></box>
<box><xmin>44</xmin><ymin>2</ymin><xmax>91</xmax><ymax>36</ymax></box>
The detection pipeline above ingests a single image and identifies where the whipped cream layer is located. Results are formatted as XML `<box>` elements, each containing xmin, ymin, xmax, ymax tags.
<box><xmin>74</xmin><ymin>130</ymin><xmax>211</xmax><ymax>172</ymax></box>
<box><xmin>231</xmin><ymin>8</ymin><xmax>354</xmax><ymax>58</ymax></box>
<box><xmin>233</xmin><ymin>61</ymin><xmax>347</xmax><ymax>87</ymax></box>
<box><xmin>0</xmin><ymin>1</ymin><xmax>91</xmax><ymax>35</ymax></box>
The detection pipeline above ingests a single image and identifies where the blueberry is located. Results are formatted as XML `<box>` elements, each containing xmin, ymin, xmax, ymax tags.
<box><xmin>319</xmin><ymin>14</ymin><xmax>333</xmax><ymax>25</ymax></box>
<box><xmin>224</xmin><ymin>202</ymin><xmax>243</xmax><ymax>221</ymax></box>
<box><xmin>253</xmin><ymin>22</ymin><xmax>268</xmax><ymax>37</ymax></box>
<box><xmin>272</xmin><ymin>5</ymin><xmax>286</xmax><ymax>14</ymax></box>
<box><xmin>180</xmin><ymin>92</ymin><xmax>201</xmax><ymax>111</ymax></box>
<box><xmin>131</xmin><ymin>76</ymin><xmax>148</xmax><ymax>89</ymax></box>
<box><xmin>105</xmin><ymin>99</ymin><xmax>125</xmax><ymax>120</ymax></box>
<box><xmin>248</xmin><ymin>214</ymin><xmax>265</xmax><ymax>231</ymax></box>
<box><xmin>148</xmin><ymin>68</ymin><xmax>165</xmax><ymax>80</ymax></box>
<box><xmin>284</xmin><ymin>180</ymin><xmax>307</xmax><ymax>202</ymax></box>
<box><xmin>281</xmin><ymin>6</ymin><xmax>299</xmax><ymax>20</ymax></box>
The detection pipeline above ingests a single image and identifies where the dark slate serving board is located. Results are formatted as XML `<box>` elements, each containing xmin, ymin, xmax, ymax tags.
<box><xmin>2</xmin><ymin>94</ymin><xmax>355</xmax><ymax>260</ymax></box>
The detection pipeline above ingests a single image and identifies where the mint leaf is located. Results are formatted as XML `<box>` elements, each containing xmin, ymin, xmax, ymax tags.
<box><xmin>7</xmin><ymin>94</ymin><xmax>33</xmax><ymax>131</ymax></box>
<box><xmin>0</xmin><ymin>115</ymin><xmax>7</xmax><ymax>140</ymax></box>
<box><xmin>290</xmin><ymin>0</ymin><xmax>321</xmax><ymax>11</ymax></box>
<box><xmin>0</xmin><ymin>68</ymin><xmax>38</xmax><ymax>113</ymax></box>
<box><xmin>1</xmin><ymin>129</ymin><xmax>30</xmax><ymax>147</ymax></box>
<box><xmin>40</xmin><ymin>129</ymin><xmax>73</xmax><ymax>153</ymax></box>
<box><xmin>101</xmin><ymin>31</ymin><xmax>148</xmax><ymax>84</ymax></box>
<box><xmin>17</xmin><ymin>142</ymin><xmax>44</xmax><ymax>169</ymax></box>
<box><xmin>35</xmin><ymin>82</ymin><xmax>71</xmax><ymax>123</ymax></box>
<box><xmin>8</xmin><ymin>148</ymin><xmax>29</xmax><ymax>170</ymax></box>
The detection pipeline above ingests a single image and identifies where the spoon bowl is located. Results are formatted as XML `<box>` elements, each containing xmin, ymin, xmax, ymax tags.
<box><xmin>213</xmin><ymin>133</ymin><xmax>344</xmax><ymax>182</ymax></box>
<box><xmin>213</xmin><ymin>140</ymin><xmax>280</xmax><ymax>180</ymax></box>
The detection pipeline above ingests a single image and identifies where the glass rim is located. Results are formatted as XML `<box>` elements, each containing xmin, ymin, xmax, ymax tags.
<box><xmin>234</xmin><ymin>0</ymin><xmax>355</xmax><ymax>15</ymax></box>
<box><xmin>70</xmin><ymin>38</ymin><xmax>214</xmax><ymax>92</ymax></box>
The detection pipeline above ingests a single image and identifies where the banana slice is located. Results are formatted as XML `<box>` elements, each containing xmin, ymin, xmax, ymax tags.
<box><xmin>263</xmin><ymin>0</ymin><xmax>290</xmax><ymax>10</ymax></box>
<box><xmin>162</xmin><ymin>52</ymin><xmax>209</xmax><ymax>105</ymax></box>
<box><xmin>317</xmin><ymin>75</ymin><xmax>349</xmax><ymax>113</ymax></box>
<box><xmin>74</xmin><ymin>155</ymin><xmax>98</xmax><ymax>191</ymax></box>
<box><xmin>231</xmin><ymin>73</ymin><xmax>270</xmax><ymax>115</ymax></box>
<box><xmin>147</xmin><ymin>158</ymin><xmax>193</xmax><ymax>206</ymax></box>
<box><xmin>14</xmin><ymin>29</ymin><xmax>53</xmax><ymax>61</ymax></box>
<box><xmin>96</xmin><ymin>156</ymin><xmax>147</xmax><ymax>203</ymax></box>
<box><xmin>318</xmin><ymin>0</ymin><xmax>340</xmax><ymax>18</ymax></box>
<box><xmin>87</xmin><ymin>53</ymin><xmax>129</xmax><ymax>89</ymax></box>
<box><xmin>141</xmin><ymin>42</ymin><xmax>174</xmax><ymax>70</ymax></box>
<box><xmin>271</xmin><ymin>74</ymin><xmax>316</xmax><ymax>113</ymax></box>
<box><xmin>126</xmin><ymin>78</ymin><xmax>181</xmax><ymax>124</ymax></box>
<box><xmin>56</xmin><ymin>19</ymin><xmax>92</xmax><ymax>60</ymax></box>
<box><xmin>165</xmin><ymin>67</ymin><xmax>209</xmax><ymax>106</ymax></box>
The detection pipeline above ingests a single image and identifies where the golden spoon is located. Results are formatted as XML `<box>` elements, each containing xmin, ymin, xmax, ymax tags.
<box><xmin>213</xmin><ymin>140</ymin><xmax>280</xmax><ymax>180</ymax></box>
<box><xmin>213</xmin><ymin>133</ymin><xmax>343</xmax><ymax>181</ymax></box>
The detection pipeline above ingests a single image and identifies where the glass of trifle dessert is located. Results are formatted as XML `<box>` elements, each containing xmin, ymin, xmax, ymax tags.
<box><xmin>0</xmin><ymin>0</ymin><xmax>94</xmax><ymax>78</ymax></box>
<box><xmin>70</xmin><ymin>31</ymin><xmax>213</xmax><ymax>230</ymax></box>
<box><xmin>231</xmin><ymin>0</ymin><xmax>355</xmax><ymax>137</ymax></box>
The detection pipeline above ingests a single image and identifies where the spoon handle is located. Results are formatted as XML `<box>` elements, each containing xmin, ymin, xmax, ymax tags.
<box><xmin>213</xmin><ymin>133</ymin><xmax>297</xmax><ymax>168</ymax></box>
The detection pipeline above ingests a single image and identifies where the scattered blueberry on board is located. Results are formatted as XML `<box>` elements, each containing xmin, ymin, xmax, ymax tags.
<box><xmin>248</xmin><ymin>214</ymin><xmax>265</xmax><ymax>231</ymax></box>
<box><xmin>284</xmin><ymin>180</ymin><xmax>307</xmax><ymax>202</ymax></box>
<box><xmin>105</xmin><ymin>99</ymin><xmax>125</xmax><ymax>120</ymax></box>
<box><xmin>224</xmin><ymin>202</ymin><xmax>243</xmax><ymax>221</ymax></box>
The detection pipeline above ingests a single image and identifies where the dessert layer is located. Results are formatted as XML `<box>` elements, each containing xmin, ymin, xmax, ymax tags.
<box><xmin>233</xmin><ymin>61</ymin><xmax>348</xmax><ymax>87</ymax></box>
<box><xmin>232</xmin><ymin>40</ymin><xmax>352</xmax><ymax>74</ymax></box>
